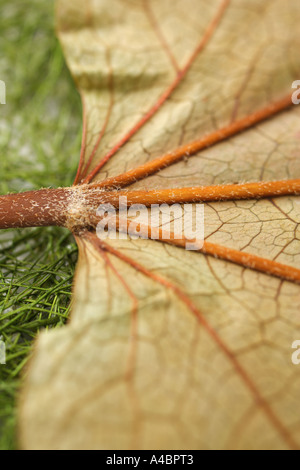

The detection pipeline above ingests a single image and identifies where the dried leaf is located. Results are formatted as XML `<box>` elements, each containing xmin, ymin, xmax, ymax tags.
<box><xmin>19</xmin><ymin>0</ymin><xmax>300</xmax><ymax>450</ymax></box>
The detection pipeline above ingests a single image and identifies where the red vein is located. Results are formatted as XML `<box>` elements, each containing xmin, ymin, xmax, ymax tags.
<box><xmin>96</xmin><ymin>94</ymin><xmax>293</xmax><ymax>190</ymax></box>
<box><xmin>82</xmin><ymin>0</ymin><xmax>231</xmax><ymax>184</ymax></box>
<box><xmin>143</xmin><ymin>0</ymin><xmax>180</xmax><ymax>73</ymax></box>
<box><xmin>230</xmin><ymin>47</ymin><xmax>264</xmax><ymax>123</ymax></box>
<box><xmin>87</xmin><ymin>234</ymin><xmax>298</xmax><ymax>450</ymax></box>
<box><xmin>84</xmin><ymin>232</ymin><xmax>142</xmax><ymax>448</ymax></box>
<box><xmin>95</xmin><ymin>245</ymin><xmax>139</xmax><ymax>380</ymax></box>
<box><xmin>74</xmin><ymin>93</ymin><xmax>88</xmax><ymax>185</ymax></box>
<box><xmin>78</xmin><ymin>50</ymin><xmax>115</xmax><ymax>183</ymax></box>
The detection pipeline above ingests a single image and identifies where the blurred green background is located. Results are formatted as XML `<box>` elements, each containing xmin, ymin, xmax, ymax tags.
<box><xmin>0</xmin><ymin>0</ymin><xmax>82</xmax><ymax>449</ymax></box>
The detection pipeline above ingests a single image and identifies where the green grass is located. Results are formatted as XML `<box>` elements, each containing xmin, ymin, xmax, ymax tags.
<box><xmin>0</xmin><ymin>0</ymin><xmax>82</xmax><ymax>449</ymax></box>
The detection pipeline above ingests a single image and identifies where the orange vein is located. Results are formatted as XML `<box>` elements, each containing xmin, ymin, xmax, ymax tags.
<box><xmin>97</xmin><ymin>94</ymin><xmax>293</xmax><ymax>189</ymax></box>
<box><xmin>82</xmin><ymin>0</ymin><xmax>231</xmax><ymax>184</ymax></box>
<box><xmin>89</xmin><ymin>179</ymin><xmax>300</xmax><ymax>206</ymax></box>
<box><xmin>114</xmin><ymin>218</ymin><xmax>300</xmax><ymax>285</ymax></box>
<box><xmin>74</xmin><ymin>93</ymin><xmax>88</xmax><ymax>185</ymax></box>
<box><xmin>89</xmin><ymin>235</ymin><xmax>298</xmax><ymax>450</ymax></box>
<box><xmin>201</xmin><ymin>241</ymin><xmax>300</xmax><ymax>285</ymax></box>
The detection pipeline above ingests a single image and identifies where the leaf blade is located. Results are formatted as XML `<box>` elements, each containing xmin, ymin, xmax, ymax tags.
<box><xmin>19</xmin><ymin>0</ymin><xmax>300</xmax><ymax>450</ymax></box>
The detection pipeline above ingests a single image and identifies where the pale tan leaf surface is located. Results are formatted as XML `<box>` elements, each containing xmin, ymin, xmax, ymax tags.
<box><xmin>56</xmin><ymin>0</ymin><xmax>300</xmax><ymax>185</ymax></box>
<box><xmin>19</xmin><ymin>0</ymin><xmax>300</xmax><ymax>450</ymax></box>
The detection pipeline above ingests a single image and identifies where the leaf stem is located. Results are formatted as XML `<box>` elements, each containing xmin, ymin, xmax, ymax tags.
<box><xmin>0</xmin><ymin>188</ymin><xmax>69</xmax><ymax>229</ymax></box>
<box><xmin>0</xmin><ymin>178</ymin><xmax>299</xmax><ymax>230</ymax></box>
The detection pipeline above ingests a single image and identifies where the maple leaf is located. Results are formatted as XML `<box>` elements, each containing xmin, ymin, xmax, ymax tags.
<box><xmin>12</xmin><ymin>0</ymin><xmax>300</xmax><ymax>450</ymax></box>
